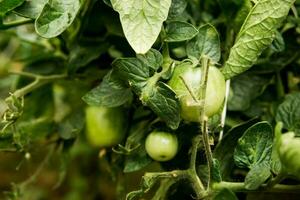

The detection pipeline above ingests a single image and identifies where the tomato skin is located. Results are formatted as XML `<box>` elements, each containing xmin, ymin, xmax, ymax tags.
<box><xmin>85</xmin><ymin>106</ymin><xmax>126</xmax><ymax>147</ymax></box>
<box><xmin>278</xmin><ymin>132</ymin><xmax>300</xmax><ymax>178</ymax></box>
<box><xmin>167</xmin><ymin>62</ymin><xmax>226</xmax><ymax>121</ymax></box>
<box><xmin>145</xmin><ymin>131</ymin><xmax>178</xmax><ymax>162</ymax></box>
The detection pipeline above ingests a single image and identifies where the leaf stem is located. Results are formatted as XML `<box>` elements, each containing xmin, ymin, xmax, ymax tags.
<box><xmin>6</xmin><ymin>73</ymin><xmax>67</xmax><ymax>100</ymax></box>
<box><xmin>0</xmin><ymin>19</ymin><xmax>33</xmax><ymax>30</ymax></box>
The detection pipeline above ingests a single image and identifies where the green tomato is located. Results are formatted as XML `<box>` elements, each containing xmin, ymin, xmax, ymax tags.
<box><xmin>85</xmin><ymin>106</ymin><xmax>126</xmax><ymax>147</ymax></box>
<box><xmin>145</xmin><ymin>131</ymin><xmax>178</xmax><ymax>162</ymax></box>
<box><xmin>168</xmin><ymin>62</ymin><xmax>226</xmax><ymax>122</ymax></box>
<box><xmin>278</xmin><ymin>132</ymin><xmax>300</xmax><ymax>178</ymax></box>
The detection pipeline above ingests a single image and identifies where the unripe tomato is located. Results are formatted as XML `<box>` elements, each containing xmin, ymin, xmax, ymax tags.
<box><xmin>167</xmin><ymin>62</ymin><xmax>226</xmax><ymax>122</ymax></box>
<box><xmin>278</xmin><ymin>132</ymin><xmax>300</xmax><ymax>178</ymax></box>
<box><xmin>85</xmin><ymin>106</ymin><xmax>126</xmax><ymax>147</ymax></box>
<box><xmin>145</xmin><ymin>131</ymin><xmax>178</xmax><ymax>162</ymax></box>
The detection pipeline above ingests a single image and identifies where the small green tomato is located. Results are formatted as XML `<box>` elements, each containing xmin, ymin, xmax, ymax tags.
<box><xmin>145</xmin><ymin>131</ymin><xmax>178</xmax><ymax>162</ymax></box>
<box><xmin>278</xmin><ymin>132</ymin><xmax>300</xmax><ymax>179</ymax></box>
<box><xmin>167</xmin><ymin>62</ymin><xmax>226</xmax><ymax>122</ymax></box>
<box><xmin>85</xmin><ymin>106</ymin><xmax>126</xmax><ymax>147</ymax></box>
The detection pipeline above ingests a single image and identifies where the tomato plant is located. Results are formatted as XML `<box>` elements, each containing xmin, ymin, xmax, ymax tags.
<box><xmin>0</xmin><ymin>0</ymin><xmax>300</xmax><ymax>200</ymax></box>
<box><xmin>145</xmin><ymin>131</ymin><xmax>178</xmax><ymax>161</ymax></box>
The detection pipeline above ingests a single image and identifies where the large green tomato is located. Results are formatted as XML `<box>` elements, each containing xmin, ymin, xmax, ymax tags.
<box><xmin>145</xmin><ymin>131</ymin><xmax>178</xmax><ymax>162</ymax></box>
<box><xmin>278</xmin><ymin>132</ymin><xmax>300</xmax><ymax>179</ymax></box>
<box><xmin>168</xmin><ymin>62</ymin><xmax>226</xmax><ymax>122</ymax></box>
<box><xmin>85</xmin><ymin>106</ymin><xmax>126</xmax><ymax>147</ymax></box>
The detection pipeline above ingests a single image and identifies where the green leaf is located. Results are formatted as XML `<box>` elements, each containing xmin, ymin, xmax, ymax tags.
<box><xmin>112</xmin><ymin>49</ymin><xmax>180</xmax><ymax>129</ymax></box>
<box><xmin>57</xmin><ymin>110</ymin><xmax>85</xmax><ymax>139</ymax></box>
<box><xmin>82</xmin><ymin>70</ymin><xmax>132</xmax><ymax>107</ymax></box>
<box><xmin>136</xmin><ymin>49</ymin><xmax>163</xmax><ymax>72</ymax></box>
<box><xmin>212</xmin><ymin>158</ymin><xmax>222</xmax><ymax>183</ymax></box>
<box><xmin>35</xmin><ymin>0</ymin><xmax>81</xmax><ymax>38</ymax></box>
<box><xmin>276</xmin><ymin>93</ymin><xmax>300</xmax><ymax>136</ymax></box>
<box><xmin>141</xmin><ymin>82</ymin><xmax>180</xmax><ymax>129</ymax></box>
<box><xmin>186</xmin><ymin>24</ymin><xmax>221</xmax><ymax>62</ymax></box>
<box><xmin>124</xmin><ymin>145</ymin><xmax>152</xmax><ymax>173</ymax></box>
<box><xmin>164</xmin><ymin>21</ymin><xmax>198</xmax><ymax>42</ymax></box>
<box><xmin>113</xmin><ymin>49</ymin><xmax>163</xmax><ymax>93</ymax></box>
<box><xmin>222</xmin><ymin>0</ymin><xmax>295</xmax><ymax>79</ymax></box>
<box><xmin>0</xmin><ymin>0</ymin><xmax>25</xmax><ymax>17</ymax></box>
<box><xmin>14</xmin><ymin>0</ymin><xmax>48</xmax><ymax>19</ymax></box>
<box><xmin>234</xmin><ymin>122</ymin><xmax>273</xmax><ymax>169</ymax></box>
<box><xmin>228</xmin><ymin>73</ymin><xmax>272</xmax><ymax>111</ymax></box>
<box><xmin>111</xmin><ymin>0</ymin><xmax>171</xmax><ymax>54</ymax></box>
<box><xmin>214</xmin><ymin>118</ymin><xmax>259</xmax><ymax>180</ymax></box>
<box><xmin>113</xmin><ymin>58</ymin><xmax>149</xmax><ymax>93</ymax></box>
<box><xmin>167</xmin><ymin>0</ymin><xmax>187</xmax><ymax>20</ymax></box>
<box><xmin>244</xmin><ymin>161</ymin><xmax>271</xmax><ymax>190</ymax></box>
<box><xmin>213</xmin><ymin>188</ymin><xmax>238</xmax><ymax>200</ymax></box>
<box><xmin>68</xmin><ymin>42</ymin><xmax>110</xmax><ymax>73</ymax></box>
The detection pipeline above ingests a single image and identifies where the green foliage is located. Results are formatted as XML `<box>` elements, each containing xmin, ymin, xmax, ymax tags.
<box><xmin>111</xmin><ymin>0</ymin><xmax>171</xmax><ymax>53</ymax></box>
<box><xmin>35</xmin><ymin>0</ymin><xmax>81</xmax><ymax>38</ymax></box>
<box><xmin>0</xmin><ymin>0</ymin><xmax>300</xmax><ymax>199</ymax></box>
<box><xmin>222</xmin><ymin>0</ymin><xmax>295</xmax><ymax>79</ymax></box>
<box><xmin>276</xmin><ymin>93</ymin><xmax>300</xmax><ymax>136</ymax></box>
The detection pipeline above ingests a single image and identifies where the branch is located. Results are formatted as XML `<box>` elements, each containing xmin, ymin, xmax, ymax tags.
<box><xmin>213</xmin><ymin>181</ymin><xmax>300</xmax><ymax>193</ymax></box>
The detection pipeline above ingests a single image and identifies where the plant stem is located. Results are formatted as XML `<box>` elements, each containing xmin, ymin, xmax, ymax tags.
<box><xmin>0</xmin><ymin>19</ymin><xmax>33</xmax><ymax>30</ymax></box>
<box><xmin>219</xmin><ymin>79</ymin><xmax>231</xmax><ymax>140</ymax></box>
<box><xmin>266</xmin><ymin>173</ymin><xmax>286</xmax><ymax>188</ymax></box>
<box><xmin>213</xmin><ymin>181</ymin><xmax>300</xmax><ymax>193</ymax></box>
<box><xmin>6</xmin><ymin>73</ymin><xmax>67</xmax><ymax>101</ymax></box>
<box><xmin>199</xmin><ymin>56</ymin><xmax>214</xmax><ymax>189</ymax></box>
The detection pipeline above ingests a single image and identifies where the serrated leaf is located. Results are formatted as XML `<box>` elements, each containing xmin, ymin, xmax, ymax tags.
<box><xmin>111</xmin><ymin>0</ymin><xmax>171</xmax><ymax>53</ymax></box>
<box><xmin>244</xmin><ymin>161</ymin><xmax>271</xmax><ymax>190</ymax></box>
<box><xmin>35</xmin><ymin>0</ymin><xmax>81</xmax><ymax>38</ymax></box>
<box><xmin>234</xmin><ymin>122</ymin><xmax>273</xmax><ymax>169</ymax></box>
<box><xmin>113</xmin><ymin>58</ymin><xmax>149</xmax><ymax>93</ymax></box>
<box><xmin>186</xmin><ymin>24</ymin><xmax>221</xmax><ymax>62</ymax></box>
<box><xmin>141</xmin><ymin>82</ymin><xmax>180</xmax><ymax>129</ymax></box>
<box><xmin>164</xmin><ymin>21</ymin><xmax>198</xmax><ymax>42</ymax></box>
<box><xmin>276</xmin><ymin>93</ymin><xmax>300</xmax><ymax>136</ymax></box>
<box><xmin>14</xmin><ymin>0</ymin><xmax>48</xmax><ymax>19</ymax></box>
<box><xmin>136</xmin><ymin>49</ymin><xmax>163</xmax><ymax>72</ymax></box>
<box><xmin>222</xmin><ymin>0</ymin><xmax>295</xmax><ymax>79</ymax></box>
<box><xmin>82</xmin><ymin>70</ymin><xmax>132</xmax><ymax>107</ymax></box>
<box><xmin>113</xmin><ymin>49</ymin><xmax>163</xmax><ymax>93</ymax></box>
<box><xmin>0</xmin><ymin>0</ymin><xmax>25</xmax><ymax>17</ymax></box>
<box><xmin>214</xmin><ymin>118</ymin><xmax>259</xmax><ymax>180</ymax></box>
